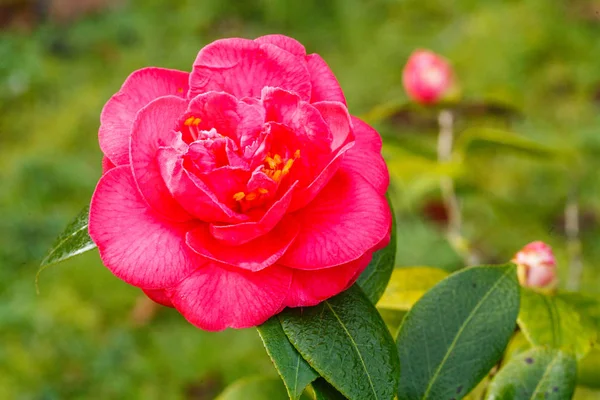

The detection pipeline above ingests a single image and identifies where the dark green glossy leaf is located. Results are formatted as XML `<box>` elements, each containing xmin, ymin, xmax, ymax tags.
<box><xmin>357</xmin><ymin>195</ymin><xmax>397</xmax><ymax>304</ymax></box>
<box><xmin>280</xmin><ymin>285</ymin><xmax>400</xmax><ymax>400</ymax></box>
<box><xmin>37</xmin><ymin>206</ymin><xmax>96</xmax><ymax>288</ymax></box>
<box><xmin>39</xmin><ymin>205</ymin><xmax>95</xmax><ymax>267</ymax></box>
<box><xmin>486</xmin><ymin>347</ymin><xmax>577</xmax><ymax>400</ymax></box>
<box><xmin>311</xmin><ymin>378</ymin><xmax>347</xmax><ymax>400</ymax></box>
<box><xmin>216</xmin><ymin>376</ymin><xmax>311</xmax><ymax>400</ymax></box>
<box><xmin>396</xmin><ymin>264</ymin><xmax>520</xmax><ymax>400</ymax></box>
<box><xmin>257</xmin><ymin>317</ymin><xmax>319</xmax><ymax>400</ymax></box>
<box><xmin>518</xmin><ymin>289</ymin><xmax>597</xmax><ymax>359</ymax></box>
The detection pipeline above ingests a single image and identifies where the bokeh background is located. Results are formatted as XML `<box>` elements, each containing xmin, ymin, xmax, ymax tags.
<box><xmin>2</xmin><ymin>0</ymin><xmax>600</xmax><ymax>398</ymax></box>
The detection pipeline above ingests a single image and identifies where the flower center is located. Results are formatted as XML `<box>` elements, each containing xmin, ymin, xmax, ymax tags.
<box><xmin>264</xmin><ymin>149</ymin><xmax>301</xmax><ymax>183</ymax></box>
<box><xmin>231</xmin><ymin>149</ymin><xmax>301</xmax><ymax>206</ymax></box>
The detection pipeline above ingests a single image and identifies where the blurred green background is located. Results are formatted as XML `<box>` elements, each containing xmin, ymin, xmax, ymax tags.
<box><xmin>2</xmin><ymin>0</ymin><xmax>600</xmax><ymax>398</ymax></box>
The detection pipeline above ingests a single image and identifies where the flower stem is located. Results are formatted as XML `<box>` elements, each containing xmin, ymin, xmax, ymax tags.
<box><xmin>437</xmin><ymin>110</ymin><xmax>477</xmax><ymax>266</ymax></box>
<box><xmin>565</xmin><ymin>187</ymin><xmax>583</xmax><ymax>290</ymax></box>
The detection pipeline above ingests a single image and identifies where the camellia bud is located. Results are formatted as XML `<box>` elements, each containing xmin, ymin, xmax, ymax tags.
<box><xmin>512</xmin><ymin>241</ymin><xmax>557</xmax><ymax>289</ymax></box>
<box><xmin>402</xmin><ymin>49</ymin><xmax>454</xmax><ymax>105</ymax></box>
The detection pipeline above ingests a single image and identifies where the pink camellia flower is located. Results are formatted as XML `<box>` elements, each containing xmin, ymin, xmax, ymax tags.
<box><xmin>89</xmin><ymin>35</ymin><xmax>391</xmax><ymax>331</ymax></box>
<box><xmin>402</xmin><ymin>49</ymin><xmax>454</xmax><ymax>105</ymax></box>
<box><xmin>512</xmin><ymin>241</ymin><xmax>557</xmax><ymax>288</ymax></box>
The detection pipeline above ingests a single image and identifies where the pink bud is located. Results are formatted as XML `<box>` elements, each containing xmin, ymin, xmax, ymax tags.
<box><xmin>512</xmin><ymin>241</ymin><xmax>557</xmax><ymax>288</ymax></box>
<box><xmin>402</xmin><ymin>49</ymin><xmax>454</xmax><ymax>105</ymax></box>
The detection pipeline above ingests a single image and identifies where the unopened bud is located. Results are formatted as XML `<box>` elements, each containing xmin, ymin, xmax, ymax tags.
<box><xmin>512</xmin><ymin>241</ymin><xmax>557</xmax><ymax>288</ymax></box>
<box><xmin>402</xmin><ymin>49</ymin><xmax>455</xmax><ymax>105</ymax></box>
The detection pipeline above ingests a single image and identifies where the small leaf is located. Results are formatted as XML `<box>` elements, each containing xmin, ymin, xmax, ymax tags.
<box><xmin>280</xmin><ymin>285</ymin><xmax>400</xmax><ymax>400</ymax></box>
<box><xmin>311</xmin><ymin>378</ymin><xmax>347</xmax><ymax>400</ymax></box>
<box><xmin>518</xmin><ymin>288</ymin><xmax>597</xmax><ymax>359</ymax></box>
<box><xmin>37</xmin><ymin>206</ymin><xmax>96</xmax><ymax>288</ymax></box>
<box><xmin>396</xmin><ymin>264</ymin><xmax>520</xmax><ymax>400</ymax></box>
<box><xmin>216</xmin><ymin>376</ymin><xmax>311</xmax><ymax>400</ymax></box>
<box><xmin>377</xmin><ymin>267</ymin><xmax>449</xmax><ymax>311</ymax></box>
<box><xmin>257</xmin><ymin>317</ymin><xmax>319</xmax><ymax>400</ymax></box>
<box><xmin>357</xmin><ymin>195</ymin><xmax>397</xmax><ymax>304</ymax></box>
<box><xmin>485</xmin><ymin>347</ymin><xmax>577</xmax><ymax>400</ymax></box>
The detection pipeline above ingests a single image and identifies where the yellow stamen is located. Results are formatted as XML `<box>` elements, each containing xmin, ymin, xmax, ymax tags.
<box><xmin>184</xmin><ymin>116</ymin><xmax>195</xmax><ymax>126</ymax></box>
<box><xmin>192</xmin><ymin>117</ymin><xmax>201</xmax><ymax>125</ymax></box>
<box><xmin>257</xmin><ymin>188</ymin><xmax>269</xmax><ymax>195</ymax></box>
<box><xmin>233</xmin><ymin>192</ymin><xmax>245</xmax><ymax>201</ymax></box>
<box><xmin>272</xmin><ymin>170</ymin><xmax>282</xmax><ymax>182</ymax></box>
<box><xmin>282</xmin><ymin>159</ymin><xmax>294</xmax><ymax>175</ymax></box>
<box><xmin>265</xmin><ymin>156</ymin><xmax>277</xmax><ymax>170</ymax></box>
<box><xmin>273</xmin><ymin>154</ymin><xmax>283</xmax><ymax>165</ymax></box>
<box><xmin>177</xmin><ymin>87</ymin><xmax>184</xmax><ymax>93</ymax></box>
<box><xmin>245</xmin><ymin>192</ymin><xmax>257</xmax><ymax>201</ymax></box>
<box><xmin>294</xmin><ymin>149</ymin><xmax>301</xmax><ymax>159</ymax></box>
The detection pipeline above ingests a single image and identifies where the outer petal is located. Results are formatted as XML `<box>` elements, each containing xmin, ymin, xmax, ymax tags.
<box><xmin>254</xmin><ymin>34</ymin><xmax>307</xmax><ymax>57</ymax></box>
<box><xmin>99</xmin><ymin>67</ymin><xmax>189</xmax><ymax>165</ymax></box>
<box><xmin>189</xmin><ymin>38</ymin><xmax>311</xmax><ymax>100</ymax></box>
<box><xmin>280</xmin><ymin>168</ymin><xmax>391</xmax><ymax>270</ymax></box>
<box><xmin>168</xmin><ymin>263</ymin><xmax>292</xmax><ymax>331</ymax></box>
<box><xmin>284</xmin><ymin>253</ymin><xmax>372</xmax><ymax>307</ymax></box>
<box><xmin>306</xmin><ymin>54</ymin><xmax>346</xmax><ymax>105</ymax></box>
<box><xmin>89</xmin><ymin>166</ymin><xmax>203</xmax><ymax>289</ymax></box>
<box><xmin>142</xmin><ymin>288</ymin><xmax>174</xmax><ymax>307</ymax></box>
<box><xmin>350</xmin><ymin>116</ymin><xmax>382</xmax><ymax>152</ymax></box>
<box><xmin>130</xmin><ymin>95</ymin><xmax>192</xmax><ymax>222</ymax></box>
<box><xmin>340</xmin><ymin>117</ymin><xmax>388</xmax><ymax>196</ymax></box>
<box><xmin>209</xmin><ymin>182</ymin><xmax>297</xmax><ymax>245</ymax></box>
<box><xmin>288</xmin><ymin>140</ymin><xmax>354</xmax><ymax>212</ymax></box>
<box><xmin>187</xmin><ymin>217</ymin><xmax>299</xmax><ymax>272</ymax></box>
<box><xmin>102</xmin><ymin>156</ymin><xmax>115</xmax><ymax>174</ymax></box>
<box><xmin>312</xmin><ymin>101</ymin><xmax>353</xmax><ymax>151</ymax></box>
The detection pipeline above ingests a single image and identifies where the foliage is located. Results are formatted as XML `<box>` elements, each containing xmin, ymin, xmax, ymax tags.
<box><xmin>3</xmin><ymin>0</ymin><xmax>600</xmax><ymax>398</ymax></box>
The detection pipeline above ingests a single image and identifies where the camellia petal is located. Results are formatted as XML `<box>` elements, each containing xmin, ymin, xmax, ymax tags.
<box><xmin>168</xmin><ymin>262</ymin><xmax>292</xmax><ymax>331</ymax></box>
<box><xmin>209</xmin><ymin>182</ymin><xmax>297</xmax><ymax>245</ymax></box>
<box><xmin>89</xmin><ymin>166</ymin><xmax>204</xmax><ymax>289</ymax></box>
<box><xmin>142</xmin><ymin>288</ymin><xmax>174</xmax><ymax>307</ymax></box>
<box><xmin>312</xmin><ymin>101</ymin><xmax>353</xmax><ymax>151</ymax></box>
<box><xmin>186</xmin><ymin>216</ymin><xmax>299</xmax><ymax>271</ymax></box>
<box><xmin>284</xmin><ymin>253</ymin><xmax>372</xmax><ymax>307</ymax></box>
<box><xmin>157</xmin><ymin>147</ymin><xmax>249</xmax><ymax>223</ymax></box>
<box><xmin>102</xmin><ymin>156</ymin><xmax>115</xmax><ymax>174</ymax></box>
<box><xmin>189</xmin><ymin>38</ymin><xmax>311</xmax><ymax>101</ymax></box>
<box><xmin>129</xmin><ymin>95</ymin><xmax>192</xmax><ymax>222</ymax></box>
<box><xmin>99</xmin><ymin>67</ymin><xmax>189</xmax><ymax>165</ymax></box>
<box><xmin>280</xmin><ymin>168</ymin><xmax>391</xmax><ymax>270</ymax></box>
<box><xmin>254</xmin><ymin>34</ymin><xmax>307</xmax><ymax>57</ymax></box>
<box><xmin>306</xmin><ymin>53</ymin><xmax>346</xmax><ymax>105</ymax></box>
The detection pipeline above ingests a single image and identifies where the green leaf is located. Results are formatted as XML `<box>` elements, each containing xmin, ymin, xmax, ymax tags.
<box><xmin>216</xmin><ymin>376</ymin><xmax>311</xmax><ymax>400</ymax></box>
<box><xmin>455</xmin><ymin>128</ymin><xmax>562</xmax><ymax>160</ymax></box>
<box><xmin>37</xmin><ymin>206</ymin><xmax>96</xmax><ymax>288</ymax></box>
<box><xmin>396</xmin><ymin>264</ymin><xmax>520</xmax><ymax>400</ymax></box>
<box><xmin>518</xmin><ymin>288</ymin><xmax>597</xmax><ymax>359</ymax></box>
<box><xmin>357</xmin><ymin>195</ymin><xmax>397</xmax><ymax>304</ymax></box>
<box><xmin>311</xmin><ymin>379</ymin><xmax>347</xmax><ymax>400</ymax></box>
<box><xmin>279</xmin><ymin>285</ymin><xmax>400</xmax><ymax>400</ymax></box>
<box><xmin>556</xmin><ymin>292</ymin><xmax>600</xmax><ymax>337</ymax></box>
<box><xmin>485</xmin><ymin>347</ymin><xmax>577</xmax><ymax>400</ymax></box>
<box><xmin>578</xmin><ymin>349</ymin><xmax>600</xmax><ymax>388</ymax></box>
<box><xmin>257</xmin><ymin>317</ymin><xmax>319</xmax><ymax>400</ymax></box>
<box><xmin>377</xmin><ymin>267</ymin><xmax>449</xmax><ymax>311</ymax></box>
